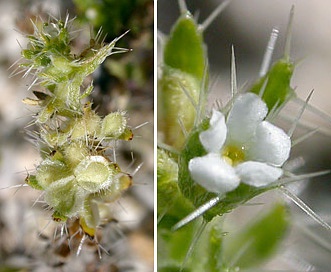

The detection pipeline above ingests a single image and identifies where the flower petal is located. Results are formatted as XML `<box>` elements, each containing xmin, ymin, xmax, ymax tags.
<box><xmin>189</xmin><ymin>153</ymin><xmax>240</xmax><ymax>194</ymax></box>
<box><xmin>199</xmin><ymin>110</ymin><xmax>227</xmax><ymax>153</ymax></box>
<box><xmin>227</xmin><ymin>93</ymin><xmax>268</xmax><ymax>144</ymax></box>
<box><xmin>247</xmin><ymin>121</ymin><xmax>291</xmax><ymax>166</ymax></box>
<box><xmin>236</xmin><ymin>161</ymin><xmax>283</xmax><ymax>187</ymax></box>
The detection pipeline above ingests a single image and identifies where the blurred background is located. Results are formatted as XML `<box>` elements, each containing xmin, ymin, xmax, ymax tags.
<box><xmin>158</xmin><ymin>0</ymin><xmax>331</xmax><ymax>270</ymax></box>
<box><xmin>0</xmin><ymin>0</ymin><xmax>153</xmax><ymax>271</ymax></box>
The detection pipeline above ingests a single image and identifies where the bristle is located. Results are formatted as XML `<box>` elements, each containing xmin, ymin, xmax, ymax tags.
<box><xmin>288</xmin><ymin>89</ymin><xmax>314</xmax><ymax>137</ymax></box>
<box><xmin>231</xmin><ymin>45</ymin><xmax>237</xmax><ymax>99</ymax></box>
<box><xmin>259</xmin><ymin>28</ymin><xmax>279</xmax><ymax>77</ymax></box>
<box><xmin>199</xmin><ymin>0</ymin><xmax>232</xmax><ymax>32</ymax></box>
<box><xmin>280</xmin><ymin>186</ymin><xmax>331</xmax><ymax>232</ymax></box>
<box><xmin>172</xmin><ymin>196</ymin><xmax>222</xmax><ymax>231</ymax></box>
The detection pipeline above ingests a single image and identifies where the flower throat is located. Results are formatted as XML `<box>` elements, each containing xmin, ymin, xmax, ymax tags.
<box><xmin>222</xmin><ymin>145</ymin><xmax>245</xmax><ymax>166</ymax></box>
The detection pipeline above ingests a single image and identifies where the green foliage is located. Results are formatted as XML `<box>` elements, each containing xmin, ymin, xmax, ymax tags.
<box><xmin>73</xmin><ymin>0</ymin><xmax>138</xmax><ymax>40</ymax></box>
<box><xmin>186</xmin><ymin>203</ymin><xmax>289</xmax><ymax>272</ymax></box>
<box><xmin>158</xmin><ymin>221</ymin><xmax>197</xmax><ymax>271</ymax></box>
<box><xmin>22</xmin><ymin>19</ymin><xmax>126</xmax><ymax>123</ymax></box>
<box><xmin>223</xmin><ymin>203</ymin><xmax>289</xmax><ymax>269</ymax></box>
<box><xmin>22</xmin><ymin>16</ymin><xmax>133</xmax><ymax>238</ymax></box>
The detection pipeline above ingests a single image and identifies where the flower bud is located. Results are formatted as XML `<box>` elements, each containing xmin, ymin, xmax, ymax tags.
<box><xmin>74</xmin><ymin>156</ymin><xmax>119</xmax><ymax>193</ymax></box>
<box><xmin>35</xmin><ymin>159</ymin><xmax>70</xmax><ymax>189</ymax></box>
<box><xmin>101</xmin><ymin>111</ymin><xmax>127</xmax><ymax>138</ymax></box>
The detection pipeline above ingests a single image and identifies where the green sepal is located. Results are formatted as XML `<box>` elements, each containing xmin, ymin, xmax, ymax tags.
<box><xmin>101</xmin><ymin>112</ymin><xmax>127</xmax><ymax>138</ymax></box>
<box><xmin>223</xmin><ymin>202</ymin><xmax>289</xmax><ymax>269</ymax></box>
<box><xmin>164</xmin><ymin>12</ymin><xmax>205</xmax><ymax>82</ymax></box>
<box><xmin>159</xmin><ymin>11</ymin><xmax>208</xmax><ymax>150</ymax></box>
<box><xmin>157</xmin><ymin>148</ymin><xmax>179</xmax><ymax>217</ymax></box>
<box><xmin>79</xmin><ymin>196</ymin><xmax>99</xmax><ymax>236</ymax></box>
<box><xmin>52</xmin><ymin>211</ymin><xmax>68</xmax><ymax>223</ymax></box>
<box><xmin>74</xmin><ymin>155</ymin><xmax>116</xmax><ymax>193</ymax></box>
<box><xmin>79</xmin><ymin>214</ymin><xmax>96</xmax><ymax>238</ymax></box>
<box><xmin>158</xmin><ymin>67</ymin><xmax>201</xmax><ymax>149</ymax></box>
<box><xmin>35</xmin><ymin>158</ymin><xmax>71</xmax><ymax>189</ymax></box>
<box><xmin>63</xmin><ymin>141</ymin><xmax>89</xmax><ymax>168</ymax></box>
<box><xmin>118</xmin><ymin>127</ymin><xmax>133</xmax><ymax>141</ymax></box>
<box><xmin>26</xmin><ymin>174</ymin><xmax>43</xmax><ymax>190</ymax></box>
<box><xmin>250</xmin><ymin>59</ymin><xmax>294</xmax><ymax>111</ymax></box>
<box><xmin>92</xmin><ymin>166</ymin><xmax>132</xmax><ymax>203</ymax></box>
<box><xmin>44</xmin><ymin>176</ymin><xmax>84</xmax><ymax>219</ymax></box>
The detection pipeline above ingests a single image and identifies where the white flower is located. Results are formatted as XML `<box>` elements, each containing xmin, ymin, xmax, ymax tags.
<box><xmin>188</xmin><ymin>93</ymin><xmax>291</xmax><ymax>194</ymax></box>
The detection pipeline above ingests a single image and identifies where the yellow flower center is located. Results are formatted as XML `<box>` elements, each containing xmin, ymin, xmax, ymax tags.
<box><xmin>222</xmin><ymin>145</ymin><xmax>245</xmax><ymax>166</ymax></box>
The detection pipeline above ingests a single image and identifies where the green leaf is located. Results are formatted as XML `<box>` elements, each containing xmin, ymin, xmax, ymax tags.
<box><xmin>73</xmin><ymin>0</ymin><xmax>137</xmax><ymax>40</ymax></box>
<box><xmin>158</xmin><ymin>220</ymin><xmax>197</xmax><ymax>270</ymax></box>
<box><xmin>164</xmin><ymin>12</ymin><xmax>205</xmax><ymax>82</ymax></box>
<box><xmin>206</xmin><ymin>220</ymin><xmax>225</xmax><ymax>272</ymax></box>
<box><xmin>158</xmin><ymin>265</ymin><xmax>191</xmax><ymax>272</ymax></box>
<box><xmin>250</xmin><ymin>59</ymin><xmax>294</xmax><ymax>111</ymax></box>
<box><xmin>223</xmin><ymin>202</ymin><xmax>289</xmax><ymax>269</ymax></box>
